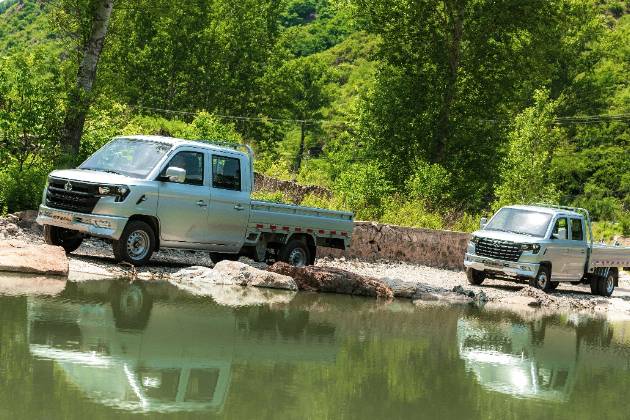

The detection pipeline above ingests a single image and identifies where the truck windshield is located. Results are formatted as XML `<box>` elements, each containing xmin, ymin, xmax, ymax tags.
<box><xmin>80</xmin><ymin>138</ymin><xmax>172</xmax><ymax>179</ymax></box>
<box><xmin>485</xmin><ymin>208</ymin><xmax>552</xmax><ymax>237</ymax></box>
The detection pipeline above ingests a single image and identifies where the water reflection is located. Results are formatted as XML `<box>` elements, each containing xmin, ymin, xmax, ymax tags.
<box><xmin>0</xmin><ymin>278</ymin><xmax>629</xmax><ymax>419</ymax></box>
<box><xmin>458</xmin><ymin>311</ymin><xmax>621</xmax><ymax>402</ymax></box>
<box><xmin>27</xmin><ymin>280</ymin><xmax>337</xmax><ymax>414</ymax></box>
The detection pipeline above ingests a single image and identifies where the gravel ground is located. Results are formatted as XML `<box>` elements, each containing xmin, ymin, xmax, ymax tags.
<box><xmin>3</xmin><ymin>213</ymin><xmax>630</xmax><ymax>316</ymax></box>
<box><xmin>316</xmin><ymin>257</ymin><xmax>630</xmax><ymax>313</ymax></box>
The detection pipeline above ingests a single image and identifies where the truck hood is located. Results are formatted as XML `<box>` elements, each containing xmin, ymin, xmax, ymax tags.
<box><xmin>472</xmin><ymin>229</ymin><xmax>542</xmax><ymax>244</ymax></box>
<box><xmin>49</xmin><ymin>169</ymin><xmax>138</xmax><ymax>185</ymax></box>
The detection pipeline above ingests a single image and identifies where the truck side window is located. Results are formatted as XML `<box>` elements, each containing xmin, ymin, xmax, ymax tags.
<box><xmin>212</xmin><ymin>155</ymin><xmax>241</xmax><ymax>191</ymax></box>
<box><xmin>552</xmin><ymin>217</ymin><xmax>568</xmax><ymax>240</ymax></box>
<box><xmin>163</xmin><ymin>151</ymin><xmax>204</xmax><ymax>185</ymax></box>
<box><xmin>570</xmin><ymin>218</ymin><xmax>584</xmax><ymax>241</ymax></box>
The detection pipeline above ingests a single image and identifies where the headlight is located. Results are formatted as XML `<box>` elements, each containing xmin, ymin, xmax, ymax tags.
<box><xmin>98</xmin><ymin>185</ymin><xmax>130</xmax><ymax>202</ymax></box>
<box><xmin>520</xmin><ymin>243</ymin><xmax>541</xmax><ymax>254</ymax></box>
<box><xmin>470</xmin><ymin>235</ymin><xmax>480</xmax><ymax>244</ymax></box>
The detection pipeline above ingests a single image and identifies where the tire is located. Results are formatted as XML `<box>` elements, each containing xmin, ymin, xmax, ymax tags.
<box><xmin>112</xmin><ymin>221</ymin><xmax>155</xmax><ymax>266</ymax></box>
<box><xmin>532</xmin><ymin>266</ymin><xmax>553</xmax><ymax>292</ymax></box>
<box><xmin>549</xmin><ymin>281</ymin><xmax>559</xmax><ymax>290</ymax></box>
<box><xmin>590</xmin><ymin>276</ymin><xmax>599</xmax><ymax>295</ymax></box>
<box><xmin>109</xmin><ymin>281</ymin><xmax>153</xmax><ymax>330</ymax></box>
<box><xmin>279</xmin><ymin>239</ymin><xmax>310</xmax><ymax>267</ymax></box>
<box><xmin>466</xmin><ymin>268</ymin><xmax>485</xmax><ymax>285</ymax></box>
<box><xmin>571</xmin><ymin>281</ymin><xmax>581</xmax><ymax>285</ymax></box>
<box><xmin>43</xmin><ymin>225</ymin><xmax>83</xmax><ymax>253</ymax></box>
<box><xmin>210</xmin><ymin>252</ymin><xmax>239</xmax><ymax>264</ymax></box>
<box><xmin>597</xmin><ymin>272</ymin><xmax>616</xmax><ymax>297</ymax></box>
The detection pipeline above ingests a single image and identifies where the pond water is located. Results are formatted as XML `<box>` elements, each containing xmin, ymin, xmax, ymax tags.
<box><xmin>1</xmin><ymin>277</ymin><xmax>630</xmax><ymax>419</ymax></box>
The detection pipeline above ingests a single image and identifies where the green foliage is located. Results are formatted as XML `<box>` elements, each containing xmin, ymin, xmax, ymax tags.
<box><xmin>380</xmin><ymin>198</ymin><xmax>444</xmax><ymax>230</ymax></box>
<box><xmin>0</xmin><ymin>0</ymin><xmax>627</xmax><ymax>232</ymax></box>
<box><xmin>332</xmin><ymin>162</ymin><xmax>393</xmax><ymax>220</ymax></box>
<box><xmin>493</xmin><ymin>90</ymin><xmax>563</xmax><ymax>209</ymax></box>
<box><xmin>251</xmin><ymin>190</ymin><xmax>288</xmax><ymax>204</ymax></box>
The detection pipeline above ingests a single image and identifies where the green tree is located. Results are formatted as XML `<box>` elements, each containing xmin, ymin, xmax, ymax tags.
<box><xmin>493</xmin><ymin>90</ymin><xmax>563</xmax><ymax>209</ymax></box>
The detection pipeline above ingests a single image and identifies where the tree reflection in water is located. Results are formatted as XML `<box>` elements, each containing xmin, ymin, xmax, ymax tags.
<box><xmin>0</xmin><ymin>279</ymin><xmax>629</xmax><ymax>419</ymax></box>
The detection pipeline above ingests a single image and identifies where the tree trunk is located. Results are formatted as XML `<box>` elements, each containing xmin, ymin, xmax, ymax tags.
<box><xmin>62</xmin><ymin>0</ymin><xmax>114</xmax><ymax>155</ymax></box>
<box><xmin>293</xmin><ymin>121</ymin><xmax>306</xmax><ymax>173</ymax></box>
<box><xmin>433</xmin><ymin>0</ymin><xmax>465</xmax><ymax>163</ymax></box>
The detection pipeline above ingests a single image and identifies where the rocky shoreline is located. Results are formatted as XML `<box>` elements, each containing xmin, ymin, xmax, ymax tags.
<box><xmin>2</xmin><ymin>212</ymin><xmax>630</xmax><ymax>317</ymax></box>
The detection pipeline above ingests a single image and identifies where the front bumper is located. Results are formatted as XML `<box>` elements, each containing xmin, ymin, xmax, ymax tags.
<box><xmin>36</xmin><ymin>205</ymin><xmax>128</xmax><ymax>240</ymax></box>
<box><xmin>464</xmin><ymin>253</ymin><xmax>539</xmax><ymax>278</ymax></box>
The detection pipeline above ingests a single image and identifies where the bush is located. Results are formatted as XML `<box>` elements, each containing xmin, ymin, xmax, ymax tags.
<box><xmin>251</xmin><ymin>190</ymin><xmax>289</xmax><ymax>203</ymax></box>
<box><xmin>333</xmin><ymin>162</ymin><xmax>393</xmax><ymax>220</ymax></box>
<box><xmin>0</xmin><ymin>161</ymin><xmax>51</xmax><ymax>213</ymax></box>
<box><xmin>380</xmin><ymin>197</ymin><xmax>444</xmax><ymax>230</ymax></box>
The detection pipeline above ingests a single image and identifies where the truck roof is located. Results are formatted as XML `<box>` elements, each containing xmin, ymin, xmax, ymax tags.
<box><xmin>506</xmin><ymin>204</ymin><xmax>583</xmax><ymax>218</ymax></box>
<box><xmin>119</xmin><ymin>135</ymin><xmax>249</xmax><ymax>158</ymax></box>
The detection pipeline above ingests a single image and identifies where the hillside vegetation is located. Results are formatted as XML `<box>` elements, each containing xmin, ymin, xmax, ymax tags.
<box><xmin>0</xmin><ymin>0</ymin><xmax>628</xmax><ymax>237</ymax></box>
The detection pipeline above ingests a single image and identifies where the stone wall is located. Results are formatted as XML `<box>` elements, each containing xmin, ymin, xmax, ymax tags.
<box><xmin>318</xmin><ymin>222</ymin><xmax>471</xmax><ymax>271</ymax></box>
<box><xmin>254</xmin><ymin>172</ymin><xmax>331</xmax><ymax>204</ymax></box>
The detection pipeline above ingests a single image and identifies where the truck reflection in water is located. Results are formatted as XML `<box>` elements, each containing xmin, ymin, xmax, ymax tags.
<box><xmin>27</xmin><ymin>280</ymin><xmax>337</xmax><ymax>414</ymax></box>
<box><xmin>457</xmin><ymin>312</ymin><xmax>620</xmax><ymax>402</ymax></box>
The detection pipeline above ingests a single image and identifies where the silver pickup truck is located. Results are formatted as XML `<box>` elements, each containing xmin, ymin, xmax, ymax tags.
<box><xmin>464</xmin><ymin>204</ymin><xmax>630</xmax><ymax>296</ymax></box>
<box><xmin>36</xmin><ymin>135</ymin><xmax>354</xmax><ymax>266</ymax></box>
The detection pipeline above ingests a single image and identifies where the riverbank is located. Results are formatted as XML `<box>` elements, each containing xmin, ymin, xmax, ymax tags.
<box><xmin>2</xmin><ymin>212</ymin><xmax>630</xmax><ymax>317</ymax></box>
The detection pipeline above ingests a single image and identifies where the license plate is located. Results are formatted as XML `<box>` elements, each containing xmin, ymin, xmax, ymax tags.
<box><xmin>50</xmin><ymin>212</ymin><xmax>73</xmax><ymax>224</ymax></box>
<box><xmin>484</xmin><ymin>259</ymin><xmax>502</xmax><ymax>268</ymax></box>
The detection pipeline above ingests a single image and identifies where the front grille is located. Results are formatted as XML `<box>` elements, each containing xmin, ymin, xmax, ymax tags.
<box><xmin>46</xmin><ymin>178</ymin><xmax>100</xmax><ymax>214</ymax></box>
<box><xmin>475</xmin><ymin>238</ymin><xmax>522</xmax><ymax>262</ymax></box>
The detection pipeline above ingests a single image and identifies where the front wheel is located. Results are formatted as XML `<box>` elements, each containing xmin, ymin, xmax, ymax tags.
<box><xmin>466</xmin><ymin>268</ymin><xmax>485</xmax><ymax>285</ymax></box>
<box><xmin>43</xmin><ymin>225</ymin><xmax>83</xmax><ymax>253</ymax></box>
<box><xmin>112</xmin><ymin>221</ymin><xmax>155</xmax><ymax>266</ymax></box>
<box><xmin>530</xmin><ymin>266</ymin><xmax>553</xmax><ymax>292</ymax></box>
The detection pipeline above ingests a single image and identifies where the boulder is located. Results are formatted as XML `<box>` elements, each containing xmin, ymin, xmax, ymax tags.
<box><xmin>0</xmin><ymin>240</ymin><xmax>68</xmax><ymax>277</ymax></box>
<box><xmin>380</xmin><ymin>276</ymin><xmax>418</xmax><ymax>298</ymax></box>
<box><xmin>213</xmin><ymin>260</ymin><xmax>298</xmax><ymax>291</ymax></box>
<box><xmin>268</xmin><ymin>262</ymin><xmax>393</xmax><ymax>299</ymax></box>
<box><xmin>170</xmin><ymin>261</ymin><xmax>298</xmax><ymax>292</ymax></box>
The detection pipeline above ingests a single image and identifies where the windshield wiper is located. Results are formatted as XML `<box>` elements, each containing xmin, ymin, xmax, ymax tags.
<box><xmin>80</xmin><ymin>167</ymin><xmax>124</xmax><ymax>175</ymax></box>
<box><xmin>510</xmin><ymin>231</ymin><xmax>537</xmax><ymax>237</ymax></box>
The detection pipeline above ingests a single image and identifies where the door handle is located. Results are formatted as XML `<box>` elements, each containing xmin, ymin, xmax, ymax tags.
<box><xmin>234</xmin><ymin>204</ymin><xmax>244</xmax><ymax>211</ymax></box>
<box><xmin>196</xmin><ymin>200</ymin><xmax>207</xmax><ymax>207</ymax></box>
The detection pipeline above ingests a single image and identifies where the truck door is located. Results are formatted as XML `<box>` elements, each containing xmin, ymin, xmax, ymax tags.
<box><xmin>548</xmin><ymin>217</ymin><xmax>572</xmax><ymax>280</ymax></box>
<box><xmin>157</xmin><ymin>149</ymin><xmax>212</xmax><ymax>243</ymax></box>
<box><xmin>206</xmin><ymin>154</ymin><xmax>251</xmax><ymax>252</ymax></box>
<box><xmin>565</xmin><ymin>218</ymin><xmax>588</xmax><ymax>279</ymax></box>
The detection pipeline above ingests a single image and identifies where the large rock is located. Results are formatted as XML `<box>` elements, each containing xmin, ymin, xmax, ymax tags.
<box><xmin>268</xmin><ymin>262</ymin><xmax>393</xmax><ymax>299</ymax></box>
<box><xmin>0</xmin><ymin>240</ymin><xmax>68</xmax><ymax>277</ymax></box>
<box><xmin>171</xmin><ymin>261</ymin><xmax>298</xmax><ymax>291</ymax></box>
<box><xmin>213</xmin><ymin>260</ymin><xmax>298</xmax><ymax>291</ymax></box>
<box><xmin>380</xmin><ymin>277</ymin><xmax>418</xmax><ymax>298</ymax></box>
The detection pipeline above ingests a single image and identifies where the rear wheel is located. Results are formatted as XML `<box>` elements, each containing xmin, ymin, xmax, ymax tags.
<box><xmin>43</xmin><ymin>225</ymin><xmax>83</xmax><ymax>253</ymax></box>
<box><xmin>279</xmin><ymin>239</ymin><xmax>310</xmax><ymax>267</ymax></box>
<box><xmin>466</xmin><ymin>268</ymin><xmax>485</xmax><ymax>285</ymax></box>
<box><xmin>112</xmin><ymin>221</ymin><xmax>155</xmax><ymax>266</ymax></box>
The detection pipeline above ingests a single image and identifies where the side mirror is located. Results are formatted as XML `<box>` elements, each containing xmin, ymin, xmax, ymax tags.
<box><xmin>165</xmin><ymin>166</ymin><xmax>186</xmax><ymax>183</ymax></box>
<box><xmin>480</xmin><ymin>217</ymin><xmax>488</xmax><ymax>229</ymax></box>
